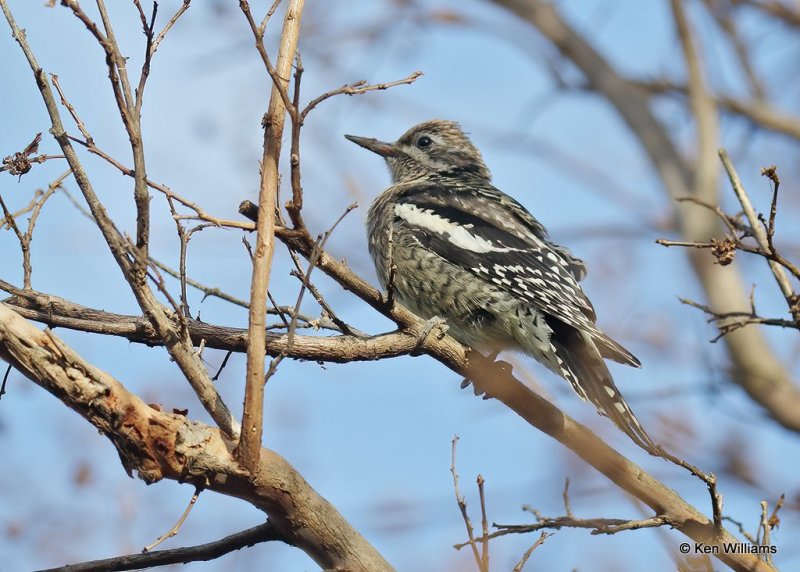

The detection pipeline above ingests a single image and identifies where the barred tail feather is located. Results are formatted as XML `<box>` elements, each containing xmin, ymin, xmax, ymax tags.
<box><xmin>546</xmin><ymin>320</ymin><xmax>658</xmax><ymax>454</ymax></box>
<box><xmin>594</xmin><ymin>334</ymin><xmax>642</xmax><ymax>368</ymax></box>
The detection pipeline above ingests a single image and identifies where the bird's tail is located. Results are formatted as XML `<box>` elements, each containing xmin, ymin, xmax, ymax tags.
<box><xmin>545</xmin><ymin>324</ymin><xmax>658</xmax><ymax>454</ymax></box>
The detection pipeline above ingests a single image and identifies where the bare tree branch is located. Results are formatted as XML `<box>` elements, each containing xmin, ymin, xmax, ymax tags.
<box><xmin>451</xmin><ymin>436</ymin><xmax>483</xmax><ymax>570</ymax></box>
<box><xmin>0</xmin><ymin>303</ymin><xmax>393</xmax><ymax>572</ymax></box>
<box><xmin>39</xmin><ymin>522</ymin><xmax>281</xmax><ymax>572</ymax></box>
<box><xmin>512</xmin><ymin>531</ymin><xmax>550</xmax><ymax>572</ymax></box>
<box><xmin>719</xmin><ymin>150</ymin><xmax>799</xmax><ymax>321</ymax></box>
<box><xmin>0</xmin><ymin>283</ymin><xmax>421</xmax><ymax>364</ymax></box>
<box><xmin>459</xmin><ymin>513</ymin><xmax>675</xmax><ymax>548</ymax></box>
<box><xmin>238</xmin><ymin>0</ymin><xmax>305</xmax><ymax>472</ymax></box>
<box><xmin>1</xmin><ymin>0</ymin><xmax>240</xmax><ymax>439</ymax></box>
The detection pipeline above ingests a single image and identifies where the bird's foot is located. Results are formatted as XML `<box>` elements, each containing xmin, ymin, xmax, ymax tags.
<box><xmin>410</xmin><ymin>316</ymin><xmax>448</xmax><ymax>356</ymax></box>
<box><xmin>461</xmin><ymin>350</ymin><xmax>508</xmax><ymax>398</ymax></box>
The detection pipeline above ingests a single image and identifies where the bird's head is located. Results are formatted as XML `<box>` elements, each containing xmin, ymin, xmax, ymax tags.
<box><xmin>345</xmin><ymin>120</ymin><xmax>491</xmax><ymax>183</ymax></box>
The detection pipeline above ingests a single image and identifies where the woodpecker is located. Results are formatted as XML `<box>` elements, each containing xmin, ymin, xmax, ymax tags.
<box><xmin>345</xmin><ymin>120</ymin><xmax>657</xmax><ymax>453</ymax></box>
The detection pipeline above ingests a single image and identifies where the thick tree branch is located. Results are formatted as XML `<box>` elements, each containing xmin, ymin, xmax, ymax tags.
<box><xmin>0</xmin><ymin>303</ymin><xmax>393</xmax><ymax>572</ymax></box>
<box><xmin>671</xmin><ymin>0</ymin><xmax>719</xmax><ymax>213</ymax></box>
<box><xmin>632</xmin><ymin>78</ymin><xmax>800</xmax><ymax>140</ymax></box>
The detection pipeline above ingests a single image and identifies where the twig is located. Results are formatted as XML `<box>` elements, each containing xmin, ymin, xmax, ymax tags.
<box><xmin>150</xmin><ymin>257</ymin><xmax>250</xmax><ymax>309</ymax></box>
<box><xmin>2</xmin><ymin>2</ymin><xmax>239</xmax><ymax>437</ymax></box>
<box><xmin>722</xmin><ymin>515</ymin><xmax>758</xmax><ymax>545</ymax></box>
<box><xmin>0</xmin><ymin>167</ymin><xmax>68</xmax><ymax>288</ymax></box>
<box><xmin>75</xmin><ymin>0</ymin><xmax>150</xmax><ymax>261</ymax></box>
<box><xmin>451</xmin><ymin>436</ymin><xmax>482</xmax><ymax>570</ymax></box>
<box><xmin>211</xmin><ymin>351</ymin><xmax>233</xmax><ymax>382</ymax></box>
<box><xmin>656</xmin><ymin>238</ymin><xmax>715</xmax><ymax>249</ymax></box>
<box><xmin>279</xmin><ymin>203</ymin><xmax>357</xmax><ymax>382</ymax></box>
<box><xmin>262</xmin><ymin>354</ymin><xmax>285</xmax><ymax>387</ymax></box>
<box><xmin>132</xmin><ymin>0</ymin><xmax>157</xmax><ymax>118</ymax></box>
<box><xmin>562</xmin><ymin>477</ymin><xmax>573</xmax><ymax>518</ymax></box>
<box><xmin>461</xmin><ymin>514</ymin><xmax>675</xmax><ymax>548</ymax></box>
<box><xmin>285</xmin><ymin>206</ymin><xmax>359</xmax><ymax>336</ymax></box>
<box><xmin>287</xmin><ymin>53</ymin><xmax>305</xmax><ymax>229</ymax></box>
<box><xmin>512</xmin><ymin>532</ymin><xmax>551</xmax><ymax>572</ymax></box>
<box><xmin>758</xmin><ymin>501</ymin><xmax>769</xmax><ymax>548</ymax></box>
<box><xmin>674</xmin><ymin>196</ymin><xmax>742</xmax><ymax>236</ymax></box>
<box><xmin>719</xmin><ymin>150</ymin><xmax>798</xmax><ymax>321</ymax></box>
<box><xmin>37</xmin><ymin>521</ymin><xmax>281</xmax><ymax>572</ymax></box>
<box><xmin>20</xmin><ymin>170</ymin><xmax>69</xmax><ymax>287</ymax></box>
<box><xmin>760</xmin><ymin>165</ymin><xmax>780</xmax><ymax>256</ymax></box>
<box><xmin>2</xmin><ymin>189</ymin><xmax>42</xmax><ymax>223</ymax></box>
<box><xmin>287</xmin><ymin>251</ymin><xmax>354</xmax><ymax>335</ymax></box>
<box><xmin>142</xmin><ymin>487</ymin><xmax>202</xmax><ymax>553</ymax></box>
<box><xmin>238</xmin><ymin>0</ymin><xmax>296</xmax><ymax>115</ymax></box>
<box><xmin>677</xmin><ymin>296</ymin><xmax>798</xmax><ymax>341</ymax></box>
<box><xmin>164</xmin><ymin>196</ymin><xmax>192</xmax><ymax>318</ymax></box>
<box><xmin>144</xmin><ymin>258</ymin><xmax>188</xmax><ymax>331</ymax></box>
<box><xmin>477</xmin><ymin>474</ymin><xmax>489</xmax><ymax>572</ymax></box>
<box><xmin>0</xmin><ymin>193</ymin><xmax>26</xmax><ymax>280</ymax></box>
<box><xmin>0</xmin><ymin>363</ymin><xmax>10</xmax><ymax>400</ymax></box>
<box><xmin>757</xmin><ymin>494</ymin><xmax>784</xmax><ymax>566</ymax></box>
<box><xmin>299</xmin><ymin>71</ymin><xmax>423</xmax><ymax>121</ymax></box>
<box><xmin>151</xmin><ymin>0</ymin><xmax>191</xmax><ymax>56</ymax></box>
<box><xmin>267</xmin><ymin>291</ymin><xmax>291</xmax><ymax>330</ymax></box>
<box><xmin>51</xmin><ymin>74</ymin><xmax>94</xmax><ymax>143</ymax></box>
<box><xmin>259</xmin><ymin>0</ymin><xmax>283</xmax><ymax>35</ymax></box>
<box><xmin>656</xmin><ymin>446</ymin><xmax>723</xmax><ymax>533</ymax></box>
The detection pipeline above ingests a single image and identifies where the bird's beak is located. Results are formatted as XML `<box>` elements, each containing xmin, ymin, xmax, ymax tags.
<box><xmin>344</xmin><ymin>134</ymin><xmax>398</xmax><ymax>157</ymax></box>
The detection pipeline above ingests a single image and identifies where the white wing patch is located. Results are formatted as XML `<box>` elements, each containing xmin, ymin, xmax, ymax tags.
<box><xmin>395</xmin><ymin>203</ymin><xmax>520</xmax><ymax>254</ymax></box>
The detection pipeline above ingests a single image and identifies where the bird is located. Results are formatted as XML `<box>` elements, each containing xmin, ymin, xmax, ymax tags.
<box><xmin>344</xmin><ymin>119</ymin><xmax>657</xmax><ymax>453</ymax></box>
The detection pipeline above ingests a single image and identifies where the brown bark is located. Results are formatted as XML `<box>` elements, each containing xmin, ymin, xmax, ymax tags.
<box><xmin>0</xmin><ymin>302</ymin><xmax>393</xmax><ymax>572</ymax></box>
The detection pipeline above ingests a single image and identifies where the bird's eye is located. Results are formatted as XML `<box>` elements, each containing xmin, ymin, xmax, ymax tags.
<box><xmin>416</xmin><ymin>135</ymin><xmax>433</xmax><ymax>149</ymax></box>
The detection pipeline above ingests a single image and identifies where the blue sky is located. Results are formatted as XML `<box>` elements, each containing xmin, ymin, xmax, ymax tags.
<box><xmin>2</xmin><ymin>1</ymin><xmax>800</xmax><ymax>570</ymax></box>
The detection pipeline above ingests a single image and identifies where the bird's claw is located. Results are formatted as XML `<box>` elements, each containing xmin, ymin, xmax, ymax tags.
<box><xmin>410</xmin><ymin>316</ymin><xmax>448</xmax><ymax>356</ymax></box>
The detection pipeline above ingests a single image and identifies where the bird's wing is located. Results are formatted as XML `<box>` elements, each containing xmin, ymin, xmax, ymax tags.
<box><xmin>404</xmin><ymin>180</ymin><xmax>589</xmax><ymax>280</ymax></box>
<box><xmin>394</xmin><ymin>181</ymin><xmax>639</xmax><ymax>367</ymax></box>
